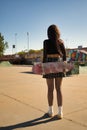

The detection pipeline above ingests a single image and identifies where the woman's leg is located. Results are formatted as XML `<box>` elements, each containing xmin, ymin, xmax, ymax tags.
<box><xmin>55</xmin><ymin>77</ymin><xmax>63</xmax><ymax>106</ymax></box>
<box><xmin>46</xmin><ymin>78</ymin><xmax>54</xmax><ymax>116</ymax></box>
<box><xmin>46</xmin><ymin>78</ymin><xmax>54</xmax><ymax>106</ymax></box>
<box><xmin>55</xmin><ymin>77</ymin><xmax>63</xmax><ymax>118</ymax></box>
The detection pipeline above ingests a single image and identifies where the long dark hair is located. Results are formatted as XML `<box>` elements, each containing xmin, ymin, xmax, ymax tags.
<box><xmin>47</xmin><ymin>24</ymin><xmax>60</xmax><ymax>40</ymax></box>
<box><xmin>47</xmin><ymin>24</ymin><xmax>63</xmax><ymax>57</ymax></box>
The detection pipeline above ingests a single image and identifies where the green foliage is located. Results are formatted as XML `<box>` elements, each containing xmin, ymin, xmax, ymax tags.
<box><xmin>17</xmin><ymin>51</ymin><xmax>26</xmax><ymax>56</ymax></box>
<box><xmin>16</xmin><ymin>49</ymin><xmax>43</xmax><ymax>58</ymax></box>
<box><xmin>29</xmin><ymin>49</ymin><xmax>43</xmax><ymax>54</ymax></box>
<box><xmin>29</xmin><ymin>49</ymin><xmax>36</xmax><ymax>54</ymax></box>
<box><xmin>0</xmin><ymin>33</ymin><xmax>8</xmax><ymax>56</ymax></box>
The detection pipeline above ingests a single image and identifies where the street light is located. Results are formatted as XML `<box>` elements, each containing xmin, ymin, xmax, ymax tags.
<box><xmin>15</xmin><ymin>33</ymin><xmax>17</xmax><ymax>53</ymax></box>
<box><xmin>27</xmin><ymin>32</ymin><xmax>29</xmax><ymax>53</ymax></box>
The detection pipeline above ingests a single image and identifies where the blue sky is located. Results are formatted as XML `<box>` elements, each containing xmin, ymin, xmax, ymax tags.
<box><xmin>0</xmin><ymin>0</ymin><xmax>87</xmax><ymax>54</ymax></box>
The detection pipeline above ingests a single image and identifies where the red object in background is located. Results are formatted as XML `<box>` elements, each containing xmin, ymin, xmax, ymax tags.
<box><xmin>32</xmin><ymin>62</ymin><xmax>42</xmax><ymax>75</ymax></box>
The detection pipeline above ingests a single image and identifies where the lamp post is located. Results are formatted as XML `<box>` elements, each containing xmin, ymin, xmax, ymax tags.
<box><xmin>27</xmin><ymin>32</ymin><xmax>29</xmax><ymax>53</ymax></box>
<box><xmin>15</xmin><ymin>33</ymin><xmax>17</xmax><ymax>53</ymax></box>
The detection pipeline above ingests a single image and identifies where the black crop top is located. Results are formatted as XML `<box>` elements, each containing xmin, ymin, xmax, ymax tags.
<box><xmin>43</xmin><ymin>39</ymin><xmax>66</xmax><ymax>62</ymax></box>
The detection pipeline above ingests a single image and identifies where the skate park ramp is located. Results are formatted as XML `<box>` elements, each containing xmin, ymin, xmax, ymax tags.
<box><xmin>0</xmin><ymin>61</ymin><xmax>12</xmax><ymax>67</ymax></box>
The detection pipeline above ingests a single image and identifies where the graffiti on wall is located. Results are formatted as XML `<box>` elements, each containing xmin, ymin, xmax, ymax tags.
<box><xmin>68</xmin><ymin>50</ymin><xmax>87</xmax><ymax>62</ymax></box>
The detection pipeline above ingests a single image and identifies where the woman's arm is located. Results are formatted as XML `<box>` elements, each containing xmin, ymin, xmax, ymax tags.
<box><xmin>60</xmin><ymin>43</ymin><xmax>66</xmax><ymax>61</ymax></box>
<box><xmin>43</xmin><ymin>40</ymin><xmax>47</xmax><ymax>63</ymax></box>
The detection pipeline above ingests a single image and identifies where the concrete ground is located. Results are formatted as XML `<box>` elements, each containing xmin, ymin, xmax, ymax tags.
<box><xmin>0</xmin><ymin>66</ymin><xmax>87</xmax><ymax>130</ymax></box>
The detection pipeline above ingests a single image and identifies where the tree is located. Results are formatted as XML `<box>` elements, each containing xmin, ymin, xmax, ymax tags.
<box><xmin>0</xmin><ymin>33</ymin><xmax>8</xmax><ymax>56</ymax></box>
<box><xmin>17</xmin><ymin>51</ymin><xmax>26</xmax><ymax>56</ymax></box>
<box><xmin>29</xmin><ymin>49</ymin><xmax>36</xmax><ymax>54</ymax></box>
<box><xmin>29</xmin><ymin>49</ymin><xmax>43</xmax><ymax>54</ymax></box>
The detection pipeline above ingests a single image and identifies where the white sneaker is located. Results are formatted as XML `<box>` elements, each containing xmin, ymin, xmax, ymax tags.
<box><xmin>57</xmin><ymin>113</ymin><xmax>63</xmax><ymax>119</ymax></box>
<box><xmin>47</xmin><ymin>111</ymin><xmax>54</xmax><ymax>117</ymax></box>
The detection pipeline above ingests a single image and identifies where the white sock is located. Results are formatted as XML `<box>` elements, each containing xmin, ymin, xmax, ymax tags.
<box><xmin>48</xmin><ymin>106</ymin><xmax>53</xmax><ymax>114</ymax></box>
<box><xmin>58</xmin><ymin>106</ymin><xmax>63</xmax><ymax>115</ymax></box>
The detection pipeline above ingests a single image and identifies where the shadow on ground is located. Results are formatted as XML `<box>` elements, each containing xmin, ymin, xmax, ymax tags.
<box><xmin>21</xmin><ymin>71</ymin><xmax>34</xmax><ymax>74</ymax></box>
<box><xmin>0</xmin><ymin>114</ymin><xmax>61</xmax><ymax>130</ymax></box>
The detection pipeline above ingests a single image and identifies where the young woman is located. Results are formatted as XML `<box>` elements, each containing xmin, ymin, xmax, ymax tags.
<box><xmin>43</xmin><ymin>24</ymin><xmax>66</xmax><ymax>119</ymax></box>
